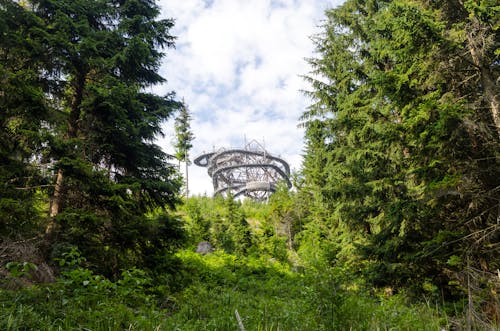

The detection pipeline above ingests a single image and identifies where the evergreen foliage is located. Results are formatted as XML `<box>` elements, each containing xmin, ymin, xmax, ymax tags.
<box><xmin>0</xmin><ymin>0</ymin><xmax>50</xmax><ymax>237</ymax></box>
<box><xmin>182</xmin><ymin>195</ymin><xmax>252</xmax><ymax>255</ymax></box>
<box><xmin>300</xmin><ymin>0</ymin><xmax>499</xmax><ymax>324</ymax></box>
<box><xmin>0</xmin><ymin>0</ymin><xmax>183</xmax><ymax>276</ymax></box>
<box><xmin>173</xmin><ymin>103</ymin><xmax>194</xmax><ymax>197</ymax></box>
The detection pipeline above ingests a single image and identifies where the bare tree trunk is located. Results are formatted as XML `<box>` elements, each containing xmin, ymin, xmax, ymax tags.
<box><xmin>46</xmin><ymin>168</ymin><xmax>64</xmax><ymax>234</ymax></box>
<box><xmin>466</xmin><ymin>25</ymin><xmax>500</xmax><ymax>139</ymax></box>
<box><xmin>479</xmin><ymin>67</ymin><xmax>500</xmax><ymax>138</ymax></box>
<box><xmin>286</xmin><ymin>218</ymin><xmax>293</xmax><ymax>250</ymax></box>
<box><xmin>185</xmin><ymin>156</ymin><xmax>189</xmax><ymax>198</ymax></box>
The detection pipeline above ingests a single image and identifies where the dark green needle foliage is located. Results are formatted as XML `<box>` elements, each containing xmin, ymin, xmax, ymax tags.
<box><xmin>300</xmin><ymin>0</ymin><xmax>499</xmax><ymax>321</ymax></box>
<box><xmin>174</xmin><ymin>103</ymin><xmax>194</xmax><ymax>197</ymax></box>
<box><xmin>0</xmin><ymin>0</ymin><xmax>51</xmax><ymax>236</ymax></box>
<box><xmin>0</xmin><ymin>0</ymin><xmax>184</xmax><ymax>276</ymax></box>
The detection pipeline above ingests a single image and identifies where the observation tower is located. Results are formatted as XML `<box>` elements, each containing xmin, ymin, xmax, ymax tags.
<box><xmin>194</xmin><ymin>140</ymin><xmax>292</xmax><ymax>201</ymax></box>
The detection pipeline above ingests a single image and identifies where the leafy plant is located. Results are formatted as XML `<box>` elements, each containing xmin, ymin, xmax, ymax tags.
<box><xmin>5</xmin><ymin>262</ymin><xmax>38</xmax><ymax>279</ymax></box>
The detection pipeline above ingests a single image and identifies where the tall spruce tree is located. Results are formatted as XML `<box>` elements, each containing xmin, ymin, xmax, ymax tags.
<box><xmin>174</xmin><ymin>103</ymin><xmax>194</xmax><ymax>197</ymax></box>
<box><xmin>1</xmin><ymin>0</ymin><xmax>184</xmax><ymax>276</ymax></box>
<box><xmin>33</xmin><ymin>0</ymin><xmax>183</xmax><ymax>226</ymax></box>
<box><xmin>302</xmin><ymin>0</ymin><xmax>499</xmax><ymax>310</ymax></box>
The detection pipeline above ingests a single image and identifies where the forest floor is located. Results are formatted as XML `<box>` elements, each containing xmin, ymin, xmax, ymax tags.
<box><xmin>0</xmin><ymin>249</ymin><xmax>455</xmax><ymax>330</ymax></box>
<box><xmin>161</xmin><ymin>250</ymin><xmax>447</xmax><ymax>330</ymax></box>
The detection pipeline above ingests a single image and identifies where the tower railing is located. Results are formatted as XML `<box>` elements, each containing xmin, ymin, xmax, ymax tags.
<box><xmin>194</xmin><ymin>140</ymin><xmax>291</xmax><ymax>201</ymax></box>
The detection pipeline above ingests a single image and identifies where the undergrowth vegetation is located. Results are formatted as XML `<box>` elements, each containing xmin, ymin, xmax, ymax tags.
<box><xmin>0</xmin><ymin>190</ymin><xmax>490</xmax><ymax>330</ymax></box>
<box><xmin>163</xmin><ymin>250</ymin><xmax>447</xmax><ymax>330</ymax></box>
<box><xmin>1</xmin><ymin>247</ymin><xmax>447</xmax><ymax>330</ymax></box>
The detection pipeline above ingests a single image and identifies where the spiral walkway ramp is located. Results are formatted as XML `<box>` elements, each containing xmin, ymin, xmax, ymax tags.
<box><xmin>194</xmin><ymin>140</ymin><xmax>291</xmax><ymax>201</ymax></box>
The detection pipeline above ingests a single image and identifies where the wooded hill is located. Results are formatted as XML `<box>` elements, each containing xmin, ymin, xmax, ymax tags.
<box><xmin>0</xmin><ymin>0</ymin><xmax>498</xmax><ymax>330</ymax></box>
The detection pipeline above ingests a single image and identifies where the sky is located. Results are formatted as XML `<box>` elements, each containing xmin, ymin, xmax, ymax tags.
<box><xmin>155</xmin><ymin>0</ymin><xmax>344</xmax><ymax>196</ymax></box>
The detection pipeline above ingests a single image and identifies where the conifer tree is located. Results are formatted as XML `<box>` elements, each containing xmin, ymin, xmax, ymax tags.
<box><xmin>0</xmin><ymin>0</ymin><xmax>185</xmax><ymax>275</ymax></box>
<box><xmin>302</xmin><ymin>0</ymin><xmax>499</xmax><ymax>305</ymax></box>
<box><xmin>174</xmin><ymin>103</ymin><xmax>194</xmax><ymax>197</ymax></box>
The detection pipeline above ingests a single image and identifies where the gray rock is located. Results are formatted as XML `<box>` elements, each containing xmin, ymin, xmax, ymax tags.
<box><xmin>196</xmin><ymin>241</ymin><xmax>214</xmax><ymax>255</ymax></box>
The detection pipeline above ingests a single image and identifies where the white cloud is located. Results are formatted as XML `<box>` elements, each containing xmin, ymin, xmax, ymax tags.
<box><xmin>156</xmin><ymin>0</ymin><xmax>344</xmax><ymax>196</ymax></box>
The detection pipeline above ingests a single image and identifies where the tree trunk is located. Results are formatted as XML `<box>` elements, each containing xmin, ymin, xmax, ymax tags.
<box><xmin>46</xmin><ymin>71</ymin><xmax>86</xmax><ymax>235</ymax></box>
<box><xmin>479</xmin><ymin>66</ymin><xmax>500</xmax><ymax>138</ymax></box>
<box><xmin>466</xmin><ymin>24</ymin><xmax>500</xmax><ymax>139</ymax></box>
<box><xmin>46</xmin><ymin>168</ymin><xmax>64</xmax><ymax>234</ymax></box>
<box><xmin>286</xmin><ymin>217</ymin><xmax>293</xmax><ymax>250</ymax></box>
<box><xmin>185</xmin><ymin>156</ymin><xmax>189</xmax><ymax>198</ymax></box>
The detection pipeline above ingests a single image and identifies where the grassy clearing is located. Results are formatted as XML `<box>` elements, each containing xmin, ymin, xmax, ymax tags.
<box><xmin>163</xmin><ymin>251</ymin><xmax>321</xmax><ymax>330</ymax></box>
<box><xmin>163</xmin><ymin>250</ymin><xmax>446</xmax><ymax>330</ymax></box>
<box><xmin>0</xmin><ymin>250</ymin><xmax>447</xmax><ymax>330</ymax></box>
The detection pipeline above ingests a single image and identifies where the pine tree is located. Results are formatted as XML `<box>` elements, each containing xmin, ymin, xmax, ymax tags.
<box><xmin>301</xmin><ymin>0</ymin><xmax>499</xmax><ymax>304</ymax></box>
<box><xmin>19</xmin><ymin>0</ymin><xmax>182</xmax><ymax>229</ymax></box>
<box><xmin>0</xmin><ymin>0</ymin><xmax>185</xmax><ymax>275</ymax></box>
<box><xmin>174</xmin><ymin>103</ymin><xmax>194</xmax><ymax>197</ymax></box>
<box><xmin>223</xmin><ymin>194</ymin><xmax>251</xmax><ymax>254</ymax></box>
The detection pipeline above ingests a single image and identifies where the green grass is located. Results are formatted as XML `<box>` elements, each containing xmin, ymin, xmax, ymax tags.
<box><xmin>162</xmin><ymin>251</ymin><xmax>321</xmax><ymax>330</ymax></box>
<box><xmin>0</xmin><ymin>250</ymin><xmax>447</xmax><ymax>330</ymax></box>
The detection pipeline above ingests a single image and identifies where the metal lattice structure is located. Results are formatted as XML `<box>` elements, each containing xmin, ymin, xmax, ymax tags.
<box><xmin>194</xmin><ymin>140</ymin><xmax>291</xmax><ymax>201</ymax></box>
